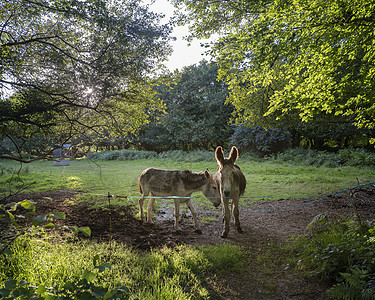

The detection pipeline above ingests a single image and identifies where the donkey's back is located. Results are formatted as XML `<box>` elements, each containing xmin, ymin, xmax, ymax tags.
<box><xmin>138</xmin><ymin>168</ymin><xmax>208</xmax><ymax>196</ymax></box>
<box><xmin>137</xmin><ymin>167</ymin><xmax>217</xmax><ymax>233</ymax></box>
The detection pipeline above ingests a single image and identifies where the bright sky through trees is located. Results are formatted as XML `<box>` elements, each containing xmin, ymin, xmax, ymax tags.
<box><xmin>145</xmin><ymin>0</ymin><xmax>212</xmax><ymax>70</ymax></box>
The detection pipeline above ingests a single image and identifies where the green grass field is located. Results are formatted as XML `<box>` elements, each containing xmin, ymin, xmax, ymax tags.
<box><xmin>1</xmin><ymin>156</ymin><xmax>374</xmax><ymax>203</ymax></box>
<box><xmin>1</xmin><ymin>152</ymin><xmax>375</xmax><ymax>299</ymax></box>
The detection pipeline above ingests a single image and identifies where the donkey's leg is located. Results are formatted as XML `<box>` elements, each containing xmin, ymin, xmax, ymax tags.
<box><xmin>146</xmin><ymin>195</ymin><xmax>155</xmax><ymax>223</ymax></box>
<box><xmin>139</xmin><ymin>195</ymin><xmax>145</xmax><ymax>223</ymax></box>
<box><xmin>174</xmin><ymin>199</ymin><xmax>182</xmax><ymax>232</ymax></box>
<box><xmin>221</xmin><ymin>197</ymin><xmax>231</xmax><ymax>238</ymax></box>
<box><xmin>232</xmin><ymin>197</ymin><xmax>243</xmax><ymax>233</ymax></box>
<box><xmin>186</xmin><ymin>198</ymin><xmax>202</xmax><ymax>234</ymax></box>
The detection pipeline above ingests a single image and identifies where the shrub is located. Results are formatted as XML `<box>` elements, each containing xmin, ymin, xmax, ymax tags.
<box><xmin>229</xmin><ymin>125</ymin><xmax>292</xmax><ymax>155</ymax></box>
<box><xmin>87</xmin><ymin>149</ymin><xmax>215</xmax><ymax>162</ymax></box>
<box><xmin>87</xmin><ymin>149</ymin><xmax>158</xmax><ymax>161</ymax></box>
<box><xmin>289</xmin><ymin>218</ymin><xmax>375</xmax><ymax>299</ymax></box>
<box><xmin>274</xmin><ymin>148</ymin><xmax>375</xmax><ymax>167</ymax></box>
<box><xmin>158</xmin><ymin>150</ymin><xmax>213</xmax><ymax>162</ymax></box>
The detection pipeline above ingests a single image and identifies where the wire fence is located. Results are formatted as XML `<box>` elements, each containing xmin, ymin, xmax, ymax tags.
<box><xmin>87</xmin><ymin>181</ymin><xmax>375</xmax><ymax>211</ymax></box>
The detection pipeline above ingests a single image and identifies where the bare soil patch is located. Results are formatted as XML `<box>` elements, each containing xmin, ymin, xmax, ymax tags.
<box><xmin>2</xmin><ymin>185</ymin><xmax>375</xmax><ymax>299</ymax></box>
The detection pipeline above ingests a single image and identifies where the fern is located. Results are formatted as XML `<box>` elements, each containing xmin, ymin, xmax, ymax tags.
<box><xmin>327</xmin><ymin>269</ymin><xmax>375</xmax><ymax>300</ymax></box>
<box><xmin>327</xmin><ymin>284</ymin><xmax>360</xmax><ymax>300</ymax></box>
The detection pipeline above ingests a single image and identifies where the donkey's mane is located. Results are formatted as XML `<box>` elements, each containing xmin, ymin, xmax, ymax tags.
<box><xmin>180</xmin><ymin>170</ymin><xmax>207</xmax><ymax>190</ymax></box>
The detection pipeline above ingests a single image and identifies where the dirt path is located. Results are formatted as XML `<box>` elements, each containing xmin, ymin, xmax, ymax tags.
<box><xmin>2</xmin><ymin>185</ymin><xmax>375</xmax><ymax>299</ymax></box>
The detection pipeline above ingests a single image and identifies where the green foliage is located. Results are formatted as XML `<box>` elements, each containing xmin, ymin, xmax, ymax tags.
<box><xmin>289</xmin><ymin>218</ymin><xmax>375</xmax><ymax>299</ymax></box>
<box><xmin>273</xmin><ymin>148</ymin><xmax>375</xmax><ymax>167</ymax></box>
<box><xmin>134</xmin><ymin>61</ymin><xmax>233</xmax><ymax>151</ymax></box>
<box><xmin>293</xmin><ymin>122</ymin><xmax>375</xmax><ymax>150</ymax></box>
<box><xmin>198</xmin><ymin>244</ymin><xmax>244</xmax><ymax>274</ymax></box>
<box><xmin>327</xmin><ymin>269</ymin><xmax>375</xmax><ymax>300</ymax></box>
<box><xmin>0</xmin><ymin>236</ymin><xmax>244</xmax><ymax>299</ymax></box>
<box><xmin>0</xmin><ymin>251</ymin><xmax>129</xmax><ymax>299</ymax></box>
<box><xmin>0</xmin><ymin>197</ymin><xmax>90</xmax><ymax>239</ymax></box>
<box><xmin>1</xmin><ymin>0</ymin><xmax>171</xmax><ymax>160</ymax></box>
<box><xmin>176</xmin><ymin>0</ymin><xmax>375</xmax><ymax>134</ymax></box>
<box><xmin>230</xmin><ymin>125</ymin><xmax>292</xmax><ymax>154</ymax></box>
<box><xmin>87</xmin><ymin>149</ymin><xmax>217</xmax><ymax>162</ymax></box>
<box><xmin>2</xmin><ymin>149</ymin><xmax>374</xmax><ymax>204</ymax></box>
<box><xmin>87</xmin><ymin>149</ymin><xmax>158</xmax><ymax>161</ymax></box>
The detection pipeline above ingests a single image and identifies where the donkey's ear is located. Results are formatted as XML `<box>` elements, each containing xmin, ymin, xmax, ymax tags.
<box><xmin>215</xmin><ymin>146</ymin><xmax>225</xmax><ymax>167</ymax></box>
<box><xmin>229</xmin><ymin>146</ymin><xmax>238</xmax><ymax>164</ymax></box>
<box><xmin>204</xmin><ymin>168</ymin><xmax>212</xmax><ymax>178</ymax></box>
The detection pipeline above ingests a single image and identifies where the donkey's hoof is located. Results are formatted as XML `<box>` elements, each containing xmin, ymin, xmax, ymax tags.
<box><xmin>194</xmin><ymin>229</ymin><xmax>202</xmax><ymax>235</ymax></box>
<box><xmin>221</xmin><ymin>232</ymin><xmax>228</xmax><ymax>238</ymax></box>
<box><xmin>237</xmin><ymin>227</ymin><xmax>243</xmax><ymax>233</ymax></box>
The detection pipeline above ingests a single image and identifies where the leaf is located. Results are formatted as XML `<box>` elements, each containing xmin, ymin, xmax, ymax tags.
<box><xmin>93</xmin><ymin>254</ymin><xmax>99</xmax><ymax>267</ymax></box>
<box><xmin>95</xmin><ymin>262</ymin><xmax>112</xmax><ymax>272</ymax></box>
<box><xmin>5</xmin><ymin>202</ymin><xmax>18</xmax><ymax>211</ymax></box>
<box><xmin>7</xmin><ymin>212</ymin><xmax>17</xmax><ymax>226</ymax></box>
<box><xmin>0</xmin><ymin>289</ymin><xmax>11</xmax><ymax>297</ymax></box>
<box><xmin>51</xmin><ymin>212</ymin><xmax>66</xmax><ymax>220</ymax></box>
<box><xmin>5</xmin><ymin>279</ymin><xmax>17</xmax><ymax>290</ymax></box>
<box><xmin>37</xmin><ymin>284</ymin><xmax>47</xmax><ymax>295</ymax></box>
<box><xmin>65</xmin><ymin>226</ymin><xmax>78</xmax><ymax>233</ymax></box>
<box><xmin>91</xmin><ymin>286</ymin><xmax>107</xmax><ymax>297</ymax></box>
<box><xmin>79</xmin><ymin>227</ymin><xmax>91</xmax><ymax>237</ymax></box>
<box><xmin>13</xmin><ymin>286</ymin><xmax>34</xmax><ymax>298</ymax></box>
<box><xmin>44</xmin><ymin>222</ymin><xmax>55</xmax><ymax>228</ymax></box>
<box><xmin>18</xmin><ymin>280</ymin><xmax>30</xmax><ymax>287</ymax></box>
<box><xmin>83</xmin><ymin>270</ymin><xmax>96</xmax><ymax>283</ymax></box>
<box><xmin>19</xmin><ymin>200</ymin><xmax>35</xmax><ymax>212</ymax></box>
<box><xmin>77</xmin><ymin>291</ymin><xmax>96</xmax><ymax>300</ymax></box>
<box><xmin>33</xmin><ymin>215</ymin><xmax>47</xmax><ymax>226</ymax></box>
<box><xmin>104</xmin><ymin>289</ymin><xmax>118</xmax><ymax>300</ymax></box>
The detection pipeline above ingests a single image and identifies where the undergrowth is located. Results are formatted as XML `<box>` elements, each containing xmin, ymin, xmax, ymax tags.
<box><xmin>286</xmin><ymin>215</ymin><xmax>375</xmax><ymax>299</ymax></box>
<box><xmin>86</xmin><ymin>148</ymin><xmax>375</xmax><ymax>167</ymax></box>
<box><xmin>86</xmin><ymin>149</ymin><xmax>215</xmax><ymax>162</ymax></box>
<box><xmin>273</xmin><ymin>148</ymin><xmax>375</xmax><ymax>167</ymax></box>
<box><xmin>0</xmin><ymin>231</ymin><xmax>243</xmax><ymax>299</ymax></box>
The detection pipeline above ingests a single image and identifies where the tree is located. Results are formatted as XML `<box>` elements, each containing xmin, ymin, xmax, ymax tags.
<box><xmin>0</xmin><ymin>0</ymin><xmax>172</xmax><ymax>160</ymax></box>
<box><xmin>173</xmin><ymin>0</ymin><xmax>375</xmax><ymax>140</ymax></box>
<box><xmin>135</xmin><ymin>61</ymin><xmax>234</xmax><ymax>151</ymax></box>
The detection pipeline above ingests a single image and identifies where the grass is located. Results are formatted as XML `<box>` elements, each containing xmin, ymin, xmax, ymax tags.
<box><xmin>1</xmin><ymin>155</ymin><xmax>374</xmax><ymax>206</ymax></box>
<box><xmin>1</xmin><ymin>232</ymin><xmax>243</xmax><ymax>299</ymax></box>
<box><xmin>1</xmin><ymin>149</ymin><xmax>375</xmax><ymax>299</ymax></box>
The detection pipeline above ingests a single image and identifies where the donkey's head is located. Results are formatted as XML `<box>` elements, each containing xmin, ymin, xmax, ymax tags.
<box><xmin>201</xmin><ymin>169</ymin><xmax>221</xmax><ymax>207</ymax></box>
<box><xmin>215</xmin><ymin>146</ymin><xmax>239</xmax><ymax>198</ymax></box>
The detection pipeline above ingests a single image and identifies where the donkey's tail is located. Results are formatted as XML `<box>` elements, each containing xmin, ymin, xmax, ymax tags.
<box><xmin>138</xmin><ymin>177</ymin><xmax>143</xmax><ymax>195</ymax></box>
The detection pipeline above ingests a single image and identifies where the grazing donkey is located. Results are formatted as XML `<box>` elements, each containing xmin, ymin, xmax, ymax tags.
<box><xmin>138</xmin><ymin>168</ymin><xmax>220</xmax><ymax>233</ymax></box>
<box><xmin>214</xmin><ymin>146</ymin><xmax>246</xmax><ymax>238</ymax></box>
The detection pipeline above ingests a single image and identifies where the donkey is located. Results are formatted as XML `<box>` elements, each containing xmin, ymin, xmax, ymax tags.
<box><xmin>214</xmin><ymin>146</ymin><xmax>246</xmax><ymax>238</ymax></box>
<box><xmin>138</xmin><ymin>168</ymin><xmax>220</xmax><ymax>233</ymax></box>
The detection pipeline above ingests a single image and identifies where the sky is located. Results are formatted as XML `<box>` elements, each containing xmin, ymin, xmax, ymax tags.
<box><xmin>146</xmin><ymin>0</ymin><xmax>213</xmax><ymax>71</ymax></box>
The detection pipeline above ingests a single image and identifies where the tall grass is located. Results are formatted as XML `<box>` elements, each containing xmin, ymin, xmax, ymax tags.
<box><xmin>0</xmin><ymin>233</ymin><xmax>243</xmax><ymax>299</ymax></box>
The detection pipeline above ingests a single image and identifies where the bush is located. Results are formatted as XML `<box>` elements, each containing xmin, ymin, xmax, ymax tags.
<box><xmin>289</xmin><ymin>218</ymin><xmax>375</xmax><ymax>299</ymax></box>
<box><xmin>87</xmin><ymin>149</ymin><xmax>158</xmax><ymax>161</ymax></box>
<box><xmin>87</xmin><ymin>149</ymin><xmax>215</xmax><ymax>162</ymax></box>
<box><xmin>230</xmin><ymin>125</ymin><xmax>292</xmax><ymax>155</ymax></box>
<box><xmin>158</xmin><ymin>150</ymin><xmax>214</xmax><ymax>162</ymax></box>
<box><xmin>274</xmin><ymin>148</ymin><xmax>375</xmax><ymax>167</ymax></box>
